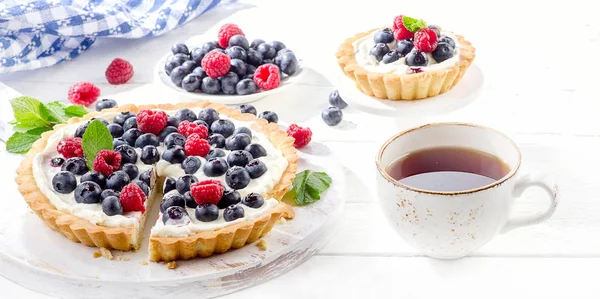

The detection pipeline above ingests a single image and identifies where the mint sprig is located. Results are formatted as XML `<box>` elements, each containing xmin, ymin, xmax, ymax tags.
<box><xmin>82</xmin><ymin>120</ymin><xmax>114</xmax><ymax>169</ymax></box>
<box><xmin>286</xmin><ymin>170</ymin><xmax>332</xmax><ymax>206</ymax></box>
<box><xmin>402</xmin><ymin>16</ymin><xmax>427</xmax><ymax>33</ymax></box>
<box><xmin>5</xmin><ymin>96</ymin><xmax>89</xmax><ymax>154</ymax></box>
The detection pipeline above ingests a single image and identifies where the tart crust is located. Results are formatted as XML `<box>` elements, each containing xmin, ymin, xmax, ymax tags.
<box><xmin>15</xmin><ymin>101</ymin><xmax>298</xmax><ymax>261</ymax></box>
<box><xmin>335</xmin><ymin>28</ymin><xmax>476</xmax><ymax>101</ymax></box>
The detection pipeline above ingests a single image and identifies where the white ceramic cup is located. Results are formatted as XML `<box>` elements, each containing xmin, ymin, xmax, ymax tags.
<box><xmin>376</xmin><ymin>123</ymin><xmax>558</xmax><ymax>259</ymax></box>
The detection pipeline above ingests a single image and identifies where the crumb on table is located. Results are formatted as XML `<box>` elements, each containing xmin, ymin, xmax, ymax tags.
<box><xmin>278</xmin><ymin>217</ymin><xmax>287</xmax><ymax>224</ymax></box>
<box><xmin>140</xmin><ymin>261</ymin><xmax>149</xmax><ymax>266</ymax></box>
<box><xmin>93</xmin><ymin>248</ymin><xmax>114</xmax><ymax>260</ymax></box>
<box><xmin>167</xmin><ymin>261</ymin><xmax>178</xmax><ymax>269</ymax></box>
<box><xmin>257</xmin><ymin>239</ymin><xmax>269</xmax><ymax>251</ymax></box>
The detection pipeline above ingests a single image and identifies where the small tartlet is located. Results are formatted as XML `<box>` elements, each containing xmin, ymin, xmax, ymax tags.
<box><xmin>336</xmin><ymin>28</ymin><xmax>476</xmax><ymax>101</ymax></box>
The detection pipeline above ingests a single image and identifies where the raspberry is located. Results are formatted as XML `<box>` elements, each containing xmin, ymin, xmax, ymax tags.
<box><xmin>57</xmin><ymin>137</ymin><xmax>83</xmax><ymax>158</ymax></box>
<box><xmin>105</xmin><ymin>58</ymin><xmax>134</xmax><ymax>85</ymax></box>
<box><xmin>253</xmin><ymin>64</ymin><xmax>280</xmax><ymax>90</ymax></box>
<box><xmin>68</xmin><ymin>82</ymin><xmax>100</xmax><ymax>106</ymax></box>
<box><xmin>120</xmin><ymin>183</ymin><xmax>146</xmax><ymax>213</ymax></box>
<box><xmin>185</xmin><ymin>133</ymin><xmax>210</xmax><ymax>157</ymax></box>
<box><xmin>218</xmin><ymin>23</ymin><xmax>244</xmax><ymax>48</ymax></box>
<box><xmin>286</xmin><ymin>124</ymin><xmax>312</xmax><ymax>149</ymax></box>
<box><xmin>413</xmin><ymin>28</ymin><xmax>438</xmax><ymax>53</ymax></box>
<box><xmin>93</xmin><ymin>150</ymin><xmax>122</xmax><ymax>177</ymax></box>
<box><xmin>393</xmin><ymin>15</ymin><xmax>414</xmax><ymax>40</ymax></box>
<box><xmin>136</xmin><ymin>109</ymin><xmax>168</xmax><ymax>135</ymax></box>
<box><xmin>201</xmin><ymin>51</ymin><xmax>231</xmax><ymax>78</ymax></box>
<box><xmin>190</xmin><ymin>180</ymin><xmax>224</xmax><ymax>205</ymax></box>
<box><xmin>177</xmin><ymin>120</ymin><xmax>208</xmax><ymax>138</ymax></box>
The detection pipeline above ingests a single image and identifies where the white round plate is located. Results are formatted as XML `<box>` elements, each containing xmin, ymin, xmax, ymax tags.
<box><xmin>0</xmin><ymin>148</ymin><xmax>343</xmax><ymax>299</ymax></box>
<box><xmin>337</xmin><ymin>64</ymin><xmax>484</xmax><ymax>117</ymax></box>
<box><xmin>154</xmin><ymin>35</ymin><xmax>306</xmax><ymax>105</ymax></box>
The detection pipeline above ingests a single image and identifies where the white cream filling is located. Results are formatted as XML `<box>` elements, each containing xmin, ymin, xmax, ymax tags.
<box><xmin>353</xmin><ymin>30</ymin><xmax>461</xmax><ymax>75</ymax></box>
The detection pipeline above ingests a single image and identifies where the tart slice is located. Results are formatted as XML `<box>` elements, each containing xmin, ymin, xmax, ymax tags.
<box><xmin>336</xmin><ymin>15</ymin><xmax>476</xmax><ymax>101</ymax></box>
<box><xmin>16</xmin><ymin>101</ymin><xmax>297</xmax><ymax>261</ymax></box>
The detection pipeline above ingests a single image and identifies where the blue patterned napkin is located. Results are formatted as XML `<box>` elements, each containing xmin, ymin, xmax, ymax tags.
<box><xmin>0</xmin><ymin>0</ymin><xmax>221</xmax><ymax>73</ymax></box>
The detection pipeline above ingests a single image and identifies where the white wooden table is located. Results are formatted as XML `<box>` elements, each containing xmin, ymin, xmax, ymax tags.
<box><xmin>2</xmin><ymin>0</ymin><xmax>600</xmax><ymax>297</ymax></box>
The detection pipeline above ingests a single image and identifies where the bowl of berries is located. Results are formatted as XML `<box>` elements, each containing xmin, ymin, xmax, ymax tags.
<box><xmin>156</xmin><ymin>24</ymin><xmax>304</xmax><ymax>105</ymax></box>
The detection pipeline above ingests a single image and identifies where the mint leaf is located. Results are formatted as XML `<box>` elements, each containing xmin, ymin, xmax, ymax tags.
<box><xmin>6</xmin><ymin>132</ymin><xmax>42</xmax><ymax>154</ymax></box>
<box><xmin>64</xmin><ymin>105</ymin><xmax>89</xmax><ymax>117</ymax></box>
<box><xmin>82</xmin><ymin>120</ymin><xmax>113</xmax><ymax>169</ymax></box>
<box><xmin>287</xmin><ymin>170</ymin><xmax>332</xmax><ymax>206</ymax></box>
<box><xmin>402</xmin><ymin>16</ymin><xmax>427</xmax><ymax>33</ymax></box>
<box><xmin>12</xmin><ymin>122</ymin><xmax>42</xmax><ymax>132</ymax></box>
<box><xmin>44</xmin><ymin>101</ymin><xmax>69</xmax><ymax>123</ymax></box>
<box><xmin>10</xmin><ymin>96</ymin><xmax>51</xmax><ymax>128</ymax></box>
<box><xmin>26</xmin><ymin>126</ymin><xmax>52</xmax><ymax>135</ymax></box>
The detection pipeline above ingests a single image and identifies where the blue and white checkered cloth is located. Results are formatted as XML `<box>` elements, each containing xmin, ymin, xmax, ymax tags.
<box><xmin>0</xmin><ymin>0</ymin><xmax>221</xmax><ymax>73</ymax></box>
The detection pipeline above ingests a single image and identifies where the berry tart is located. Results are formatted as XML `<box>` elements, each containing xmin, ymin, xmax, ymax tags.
<box><xmin>336</xmin><ymin>15</ymin><xmax>475</xmax><ymax>100</ymax></box>
<box><xmin>16</xmin><ymin>101</ymin><xmax>297</xmax><ymax>262</ymax></box>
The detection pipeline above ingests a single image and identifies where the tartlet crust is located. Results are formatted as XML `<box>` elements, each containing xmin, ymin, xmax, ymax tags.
<box><xmin>15</xmin><ymin>101</ymin><xmax>298</xmax><ymax>261</ymax></box>
<box><xmin>335</xmin><ymin>28</ymin><xmax>476</xmax><ymax>101</ymax></box>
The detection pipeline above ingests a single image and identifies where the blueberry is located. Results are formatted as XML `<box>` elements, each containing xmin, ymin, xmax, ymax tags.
<box><xmin>428</xmin><ymin>25</ymin><xmax>441</xmax><ymax>37</ymax></box>
<box><xmin>190</xmin><ymin>48</ymin><xmax>206</xmax><ymax>64</ymax></box>
<box><xmin>245</xmin><ymin>143</ymin><xmax>267</xmax><ymax>158</ymax></box>
<box><xmin>184</xmin><ymin>191</ymin><xmax>197</xmax><ymax>208</ymax></box>
<box><xmin>74</xmin><ymin>124</ymin><xmax>88</xmax><ymax>138</ymax></box>
<box><xmin>133</xmin><ymin>179</ymin><xmax>150</xmax><ymax>196</ymax></box>
<box><xmin>230</xmin><ymin>59</ymin><xmax>247</xmax><ymax>77</ymax></box>
<box><xmin>121</xmin><ymin>163</ymin><xmax>139</xmax><ymax>180</ymax></box>
<box><xmin>89</xmin><ymin>118</ymin><xmax>109</xmax><ymax>126</ymax></box>
<box><xmin>227</xmin><ymin>150</ymin><xmax>253</xmax><ymax>167</ymax></box>
<box><xmin>212</xmin><ymin>48</ymin><xmax>226</xmax><ymax>54</ymax></box>
<box><xmin>74</xmin><ymin>181</ymin><xmax>102</xmax><ymax>204</ymax></box>
<box><xmin>115</xmin><ymin>144</ymin><xmax>138</xmax><ymax>164</ymax></box>
<box><xmin>258</xmin><ymin>111</ymin><xmax>278</xmax><ymax>123</ymax></box>
<box><xmin>439</xmin><ymin>36</ymin><xmax>456</xmax><ymax>48</ymax></box>
<box><xmin>81</xmin><ymin>171</ymin><xmax>106</xmax><ymax>188</ymax></box>
<box><xmin>61</xmin><ymin>157</ymin><xmax>88</xmax><ymax>175</ymax></box>
<box><xmin>193</xmin><ymin>119</ymin><xmax>209</xmax><ymax>129</ymax></box>
<box><xmin>276</xmin><ymin>48</ymin><xmax>293</xmax><ymax>57</ymax></box>
<box><xmin>123</xmin><ymin>117</ymin><xmax>138</xmax><ymax>131</ymax></box>
<box><xmin>262</xmin><ymin>58</ymin><xmax>274</xmax><ymax>64</ymax></box>
<box><xmin>113</xmin><ymin>111</ymin><xmax>135</xmax><ymax>126</ymax></box>
<box><xmin>206</xmin><ymin>148</ymin><xmax>226</xmax><ymax>160</ymax></box>
<box><xmin>225</xmin><ymin>46</ymin><xmax>247</xmax><ymax>61</ymax></box>
<box><xmin>245</xmin><ymin>159</ymin><xmax>267</xmax><ymax>179</ymax></box>
<box><xmin>139</xmin><ymin>169</ymin><xmax>153</xmax><ymax>186</ymax></box>
<box><xmin>242</xmin><ymin>193</ymin><xmax>264</xmax><ymax>208</ymax></box>
<box><xmin>229</xmin><ymin>35</ymin><xmax>249</xmax><ymax>50</ymax></box>
<box><xmin>106</xmin><ymin>170</ymin><xmax>130</xmax><ymax>191</ymax></box>
<box><xmin>218</xmin><ymin>189</ymin><xmax>241</xmax><ymax>209</ymax></box>
<box><xmin>52</xmin><ymin>171</ymin><xmax>77</xmax><ymax>194</ymax></box>
<box><xmin>203</xmin><ymin>157</ymin><xmax>229</xmax><ymax>177</ymax></box>
<box><xmin>235</xmin><ymin>79</ymin><xmax>257</xmax><ymax>95</ymax></box>
<box><xmin>250</xmin><ymin>39</ymin><xmax>265</xmax><ymax>49</ymax></box>
<box><xmin>50</xmin><ymin>157</ymin><xmax>65</xmax><ymax>167</ymax></box>
<box><xmin>182</xmin><ymin>156</ymin><xmax>201</xmax><ymax>174</ymax></box>
<box><xmin>269</xmin><ymin>41</ymin><xmax>286</xmax><ymax>53</ymax></box>
<box><xmin>160</xmin><ymin>193</ymin><xmax>186</xmax><ymax>213</ymax></box>
<box><xmin>102</xmin><ymin>196</ymin><xmax>123</xmax><ymax>216</ymax></box>
<box><xmin>95</xmin><ymin>99</ymin><xmax>117</xmax><ymax>111</ymax></box>
<box><xmin>374</xmin><ymin>28</ymin><xmax>394</xmax><ymax>44</ymax></box>
<box><xmin>164</xmin><ymin>132</ymin><xmax>186</xmax><ymax>149</ymax></box>
<box><xmin>210</xmin><ymin>119</ymin><xmax>235</xmax><ymax>138</ymax></box>
<box><xmin>167</xmin><ymin>116</ymin><xmax>180</xmax><ymax>128</ymax></box>
<box><xmin>165</xmin><ymin>60</ymin><xmax>179</xmax><ymax>76</ymax></box>
<box><xmin>369</xmin><ymin>43</ymin><xmax>389</xmax><ymax>61</ymax></box>
<box><xmin>396</xmin><ymin>39</ymin><xmax>414</xmax><ymax>56</ymax></box>
<box><xmin>163</xmin><ymin>177</ymin><xmax>177</xmax><ymax>194</ymax></box>
<box><xmin>405</xmin><ymin>50</ymin><xmax>428</xmax><ymax>67</ymax></box>
<box><xmin>191</xmin><ymin>66</ymin><xmax>207</xmax><ymax>79</ymax></box>
<box><xmin>233</xmin><ymin>127</ymin><xmax>252</xmax><ymax>138</ymax></box>
<box><xmin>246</xmin><ymin>64</ymin><xmax>257</xmax><ymax>77</ymax></box>
<box><xmin>175</xmin><ymin>108</ymin><xmax>197</xmax><ymax>122</ymax></box>
<box><xmin>223</xmin><ymin>204</ymin><xmax>245</xmax><ymax>221</ymax></box>
<box><xmin>221</xmin><ymin>72</ymin><xmax>240</xmax><ymax>95</ymax></box>
<box><xmin>122</xmin><ymin>128</ymin><xmax>142</xmax><ymax>146</ymax></box>
<box><xmin>107</xmin><ymin>123</ymin><xmax>124</xmax><ymax>138</ymax></box>
<box><xmin>257</xmin><ymin>43</ymin><xmax>276</xmax><ymax>59</ymax></box>
<box><xmin>202</xmin><ymin>41</ymin><xmax>217</xmax><ymax>52</ymax></box>
<box><xmin>101</xmin><ymin>189</ymin><xmax>120</xmax><ymax>199</ymax></box>
<box><xmin>201</xmin><ymin>77</ymin><xmax>221</xmax><ymax>94</ymax></box>
<box><xmin>172</xmin><ymin>53</ymin><xmax>189</xmax><ymax>65</ymax></box>
<box><xmin>140</xmin><ymin>145</ymin><xmax>160</xmax><ymax>164</ymax></box>
<box><xmin>246</xmin><ymin>49</ymin><xmax>263</xmax><ymax>66</ymax></box>
<box><xmin>162</xmin><ymin>146</ymin><xmax>187</xmax><ymax>164</ymax></box>
<box><xmin>382</xmin><ymin>51</ymin><xmax>401</xmax><ymax>64</ymax></box>
<box><xmin>158</xmin><ymin>126</ymin><xmax>178</xmax><ymax>142</ymax></box>
<box><xmin>171</xmin><ymin>43</ymin><xmax>189</xmax><ymax>55</ymax></box>
<box><xmin>195</xmin><ymin>203</ymin><xmax>219</xmax><ymax>222</ymax></box>
<box><xmin>182</xmin><ymin>74</ymin><xmax>201</xmax><ymax>92</ymax></box>
<box><xmin>113</xmin><ymin>138</ymin><xmax>127</xmax><ymax>148</ymax></box>
<box><xmin>226</xmin><ymin>133</ymin><xmax>251</xmax><ymax>151</ymax></box>
<box><xmin>328</xmin><ymin>90</ymin><xmax>348</xmax><ymax>109</ymax></box>
<box><xmin>198</xmin><ymin>108</ymin><xmax>220</xmax><ymax>126</ymax></box>
<box><xmin>170</xmin><ymin>66</ymin><xmax>190</xmax><ymax>87</ymax></box>
<box><xmin>207</xmin><ymin>134</ymin><xmax>226</xmax><ymax>148</ymax></box>
<box><xmin>236</xmin><ymin>104</ymin><xmax>257</xmax><ymax>116</ymax></box>
<box><xmin>176</xmin><ymin>174</ymin><xmax>198</xmax><ymax>194</ymax></box>
<box><xmin>181</xmin><ymin>61</ymin><xmax>197</xmax><ymax>73</ymax></box>
<box><xmin>276</xmin><ymin>52</ymin><xmax>298</xmax><ymax>75</ymax></box>
<box><xmin>135</xmin><ymin>133</ymin><xmax>159</xmax><ymax>148</ymax></box>
<box><xmin>321</xmin><ymin>106</ymin><xmax>343</xmax><ymax>126</ymax></box>
<box><xmin>432</xmin><ymin>42</ymin><xmax>454</xmax><ymax>63</ymax></box>
<box><xmin>162</xmin><ymin>206</ymin><xmax>189</xmax><ymax>225</ymax></box>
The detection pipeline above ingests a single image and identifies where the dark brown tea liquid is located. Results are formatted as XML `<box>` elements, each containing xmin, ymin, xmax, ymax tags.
<box><xmin>386</xmin><ymin>146</ymin><xmax>511</xmax><ymax>192</ymax></box>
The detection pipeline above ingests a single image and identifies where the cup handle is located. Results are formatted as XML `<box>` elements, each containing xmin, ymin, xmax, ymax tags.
<box><xmin>500</xmin><ymin>173</ymin><xmax>559</xmax><ymax>233</ymax></box>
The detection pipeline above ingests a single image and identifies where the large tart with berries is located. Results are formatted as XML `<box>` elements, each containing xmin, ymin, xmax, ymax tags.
<box><xmin>336</xmin><ymin>15</ymin><xmax>476</xmax><ymax>101</ymax></box>
<box><xmin>15</xmin><ymin>101</ymin><xmax>297</xmax><ymax>262</ymax></box>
